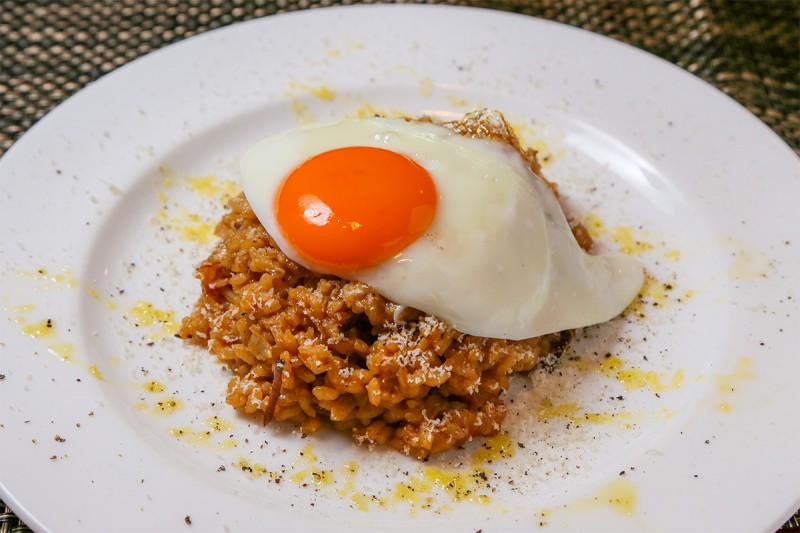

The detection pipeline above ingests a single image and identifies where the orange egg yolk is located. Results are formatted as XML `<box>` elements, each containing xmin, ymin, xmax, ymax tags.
<box><xmin>274</xmin><ymin>146</ymin><xmax>437</xmax><ymax>271</ymax></box>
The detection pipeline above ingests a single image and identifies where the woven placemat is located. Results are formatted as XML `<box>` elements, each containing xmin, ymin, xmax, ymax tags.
<box><xmin>0</xmin><ymin>1</ymin><xmax>798</xmax><ymax>531</ymax></box>
<box><xmin>1</xmin><ymin>0</ymin><xmax>798</xmax><ymax>156</ymax></box>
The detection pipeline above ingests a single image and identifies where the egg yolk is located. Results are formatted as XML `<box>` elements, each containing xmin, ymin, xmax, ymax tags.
<box><xmin>275</xmin><ymin>146</ymin><xmax>437</xmax><ymax>271</ymax></box>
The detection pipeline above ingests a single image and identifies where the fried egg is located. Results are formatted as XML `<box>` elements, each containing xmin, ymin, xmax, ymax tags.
<box><xmin>241</xmin><ymin>115</ymin><xmax>644</xmax><ymax>340</ymax></box>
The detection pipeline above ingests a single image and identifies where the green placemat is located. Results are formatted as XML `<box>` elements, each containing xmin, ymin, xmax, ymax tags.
<box><xmin>1</xmin><ymin>1</ymin><xmax>798</xmax><ymax>531</ymax></box>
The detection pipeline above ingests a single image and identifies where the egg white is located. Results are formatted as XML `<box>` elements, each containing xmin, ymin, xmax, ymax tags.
<box><xmin>241</xmin><ymin>117</ymin><xmax>643</xmax><ymax>340</ymax></box>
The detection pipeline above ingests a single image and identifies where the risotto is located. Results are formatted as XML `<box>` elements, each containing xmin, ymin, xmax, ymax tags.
<box><xmin>179</xmin><ymin>113</ymin><xmax>593</xmax><ymax>459</ymax></box>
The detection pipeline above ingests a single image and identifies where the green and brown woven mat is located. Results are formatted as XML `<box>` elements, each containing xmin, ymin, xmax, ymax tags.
<box><xmin>0</xmin><ymin>501</ymin><xmax>30</xmax><ymax>533</ymax></box>
<box><xmin>1</xmin><ymin>1</ymin><xmax>798</xmax><ymax>531</ymax></box>
<box><xmin>1</xmin><ymin>0</ymin><xmax>798</xmax><ymax>156</ymax></box>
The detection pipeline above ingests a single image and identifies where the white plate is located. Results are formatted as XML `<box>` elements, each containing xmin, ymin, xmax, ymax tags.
<box><xmin>1</xmin><ymin>5</ymin><xmax>798</xmax><ymax>532</ymax></box>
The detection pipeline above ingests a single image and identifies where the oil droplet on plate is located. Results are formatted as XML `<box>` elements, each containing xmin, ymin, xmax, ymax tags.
<box><xmin>47</xmin><ymin>342</ymin><xmax>74</xmax><ymax>362</ymax></box>
<box><xmin>203</xmin><ymin>416</ymin><xmax>234</xmax><ymax>433</ymax></box>
<box><xmin>595</xmin><ymin>478</ymin><xmax>638</xmax><ymax>515</ymax></box>
<box><xmin>23</xmin><ymin>319</ymin><xmax>56</xmax><ymax>339</ymax></box>
<box><xmin>153</xmin><ymin>396</ymin><xmax>182</xmax><ymax>415</ymax></box>
<box><xmin>582</xmin><ymin>212</ymin><xmax>607</xmax><ymax>238</ymax></box>
<box><xmin>128</xmin><ymin>301</ymin><xmax>179</xmax><ymax>341</ymax></box>
<box><xmin>611</xmin><ymin>226</ymin><xmax>654</xmax><ymax>255</ymax></box>
<box><xmin>472</xmin><ymin>432</ymin><xmax>515</xmax><ymax>464</ymax></box>
<box><xmin>714</xmin><ymin>357</ymin><xmax>755</xmax><ymax>413</ymax></box>
<box><xmin>291</xmin><ymin>444</ymin><xmax>334</xmax><ymax>486</ymax></box>
<box><xmin>87</xmin><ymin>286</ymin><xmax>117</xmax><ymax>310</ymax></box>
<box><xmin>237</xmin><ymin>457</ymin><xmax>269</xmax><ymax>478</ymax></box>
<box><xmin>716</xmin><ymin>402</ymin><xmax>732</xmax><ymax>413</ymax></box>
<box><xmin>143</xmin><ymin>380</ymin><xmax>166</xmax><ymax>393</ymax></box>
<box><xmin>88</xmin><ymin>365</ymin><xmax>103</xmax><ymax>380</ymax></box>
<box><xmin>185</xmin><ymin>175</ymin><xmax>241</xmax><ymax>200</ymax></box>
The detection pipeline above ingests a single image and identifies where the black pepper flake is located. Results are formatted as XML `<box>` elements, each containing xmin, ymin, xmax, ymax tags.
<box><xmin>184</xmin><ymin>516</ymin><xmax>192</xmax><ymax>525</ymax></box>
<box><xmin>54</xmin><ymin>435</ymin><xmax>66</xmax><ymax>443</ymax></box>
<box><xmin>0</xmin><ymin>374</ymin><xmax>5</xmax><ymax>380</ymax></box>
<box><xmin>619</xmin><ymin>470</ymin><xmax>626</xmax><ymax>476</ymax></box>
<box><xmin>217</xmin><ymin>465</ymin><xmax>226</xmax><ymax>472</ymax></box>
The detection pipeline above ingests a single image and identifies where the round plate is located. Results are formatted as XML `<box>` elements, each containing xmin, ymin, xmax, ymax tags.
<box><xmin>1</xmin><ymin>5</ymin><xmax>798</xmax><ymax>532</ymax></box>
